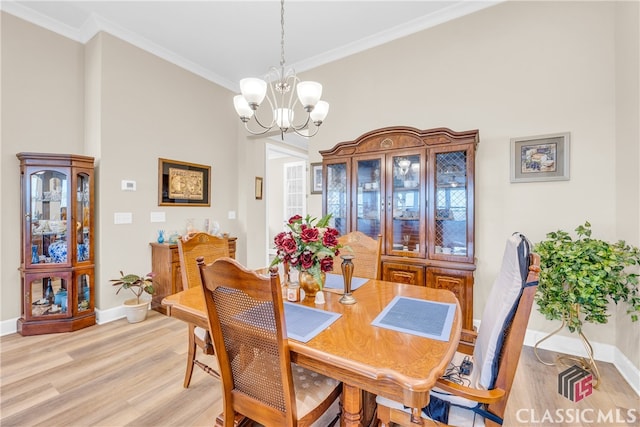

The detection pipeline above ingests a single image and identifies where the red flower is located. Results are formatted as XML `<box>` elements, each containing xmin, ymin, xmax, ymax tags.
<box><xmin>281</xmin><ymin>236</ymin><xmax>298</xmax><ymax>254</ymax></box>
<box><xmin>300</xmin><ymin>251</ymin><xmax>314</xmax><ymax>269</ymax></box>
<box><xmin>320</xmin><ymin>257</ymin><xmax>334</xmax><ymax>273</ymax></box>
<box><xmin>322</xmin><ymin>232</ymin><xmax>339</xmax><ymax>248</ymax></box>
<box><xmin>300</xmin><ymin>225</ymin><xmax>319</xmax><ymax>243</ymax></box>
<box><xmin>288</xmin><ymin>215</ymin><xmax>302</xmax><ymax>224</ymax></box>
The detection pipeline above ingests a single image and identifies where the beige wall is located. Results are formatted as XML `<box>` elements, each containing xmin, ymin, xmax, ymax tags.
<box><xmin>614</xmin><ymin>1</ymin><xmax>640</xmax><ymax>369</ymax></box>
<box><xmin>1</xmin><ymin>13</ymin><xmax>240</xmax><ymax>317</ymax></box>
<box><xmin>1</xmin><ymin>1</ymin><xmax>638</xmax><ymax>371</ymax></box>
<box><xmin>1</xmin><ymin>14</ymin><xmax>85</xmax><ymax>320</ymax></box>
<box><xmin>303</xmin><ymin>1</ymin><xmax>638</xmax><ymax>367</ymax></box>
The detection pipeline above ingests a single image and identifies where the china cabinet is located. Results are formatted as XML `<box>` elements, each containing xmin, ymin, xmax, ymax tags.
<box><xmin>17</xmin><ymin>153</ymin><xmax>96</xmax><ymax>335</ymax></box>
<box><xmin>321</xmin><ymin>127</ymin><xmax>478</xmax><ymax>329</ymax></box>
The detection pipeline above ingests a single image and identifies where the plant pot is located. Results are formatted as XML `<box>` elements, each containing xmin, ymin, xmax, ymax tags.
<box><xmin>123</xmin><ymin>298</ymin><xmax>150</xmax><ymax>323</ymax></box>
<box><xmin>299</xmin><ymin>271</ymin><xmax>325</xmax><ymax>302</ymax></box>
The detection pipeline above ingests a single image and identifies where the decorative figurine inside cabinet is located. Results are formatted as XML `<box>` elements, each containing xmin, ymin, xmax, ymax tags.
<box><xmin>17</xmin><ymin>152</ymin><xmax>96</xmax><ymax>335</ymax></box>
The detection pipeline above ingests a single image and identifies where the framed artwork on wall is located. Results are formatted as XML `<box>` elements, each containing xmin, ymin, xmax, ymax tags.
<box><xmin>510</xmin><ymin>132</ymin><xmax>570</xmax><ymax>183</ymax></box>
<box><xmin>311</xmin><ymin>163</ymin><xmax>323</xmax><ymax>194</ymax></box>
<box><xmin>158</xmin><ymin>158</ymin><xmax>211</xmax><ymax>206</ymax></box>
<box><xmin>255</xmin><ymin>177</ymin><xmax>263</xmax><ymax>200</ymax></box>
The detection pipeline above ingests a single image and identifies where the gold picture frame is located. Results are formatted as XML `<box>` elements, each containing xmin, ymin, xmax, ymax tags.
<box><xmin>158</xmin><ymin>158</ymin><xmax>211</xmax><ymax>206</ymax></box>
<box><xmin>255</xmin><ymin>177</ymin><xmax>263</xmax><ymax>200</ymax></box>
<box><xmin>310</xmin><ymin>163</ymin><xmax>323</xmax><ymax>194</ymax></box>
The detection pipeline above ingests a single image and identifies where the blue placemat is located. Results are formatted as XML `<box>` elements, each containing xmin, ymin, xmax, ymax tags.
<box><xmin>371</xmin><ymin>296</ymin><xmax>456</xmax><ymax>341</ymax></box>
<box><xmin>283</xmin><ymin>302</ymin><xmax>342</xmax><ymax>343</ymax></box>
<box><xmin>323</xmin><ymin>273</ymin><xmax>369</xmax><ymax>291</ymax></box>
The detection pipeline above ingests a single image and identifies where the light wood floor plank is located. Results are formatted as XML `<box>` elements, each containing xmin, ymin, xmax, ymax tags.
<box><xmin>1</xmin><ymin>311</ymin><xmax>638</xmax><ymax>427</ymax></box>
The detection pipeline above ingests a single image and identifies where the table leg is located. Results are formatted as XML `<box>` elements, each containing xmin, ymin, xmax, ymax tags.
<box><xmin>341</xmin><ymin>383</ymin><xmax>363</xmax><ymax>427</ymax></box>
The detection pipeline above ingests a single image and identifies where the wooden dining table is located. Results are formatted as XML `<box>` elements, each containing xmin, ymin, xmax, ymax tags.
<box><xmin>162</xmin><ymin>278</ymin><xmax>461</xmax><ymax>427</ymax></box>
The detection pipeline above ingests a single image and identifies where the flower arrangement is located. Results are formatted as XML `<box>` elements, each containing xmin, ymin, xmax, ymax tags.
<box><xmin>270</xmin><ymin>214</ymin><xmax>341</xmax><ymax>288</ymax></box>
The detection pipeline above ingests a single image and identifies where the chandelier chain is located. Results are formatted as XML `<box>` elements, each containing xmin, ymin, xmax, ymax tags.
<box><xmin>280</xmin><ymin>0</ymin><xmax>286</xmax><ymax>68</ymax></box>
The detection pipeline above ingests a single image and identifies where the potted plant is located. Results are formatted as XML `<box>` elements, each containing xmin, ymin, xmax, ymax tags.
<box><xmin>533</xmin><ymin>221</ymin><xmax>640</xmax><ymax>379</ymax></box>
<box><xmin>110</xmin><ymin>271</ymin><xmax>155</xmax><ymax>323</ymax></box>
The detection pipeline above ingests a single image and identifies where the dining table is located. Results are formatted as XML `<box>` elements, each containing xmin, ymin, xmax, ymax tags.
<box><xmin>162</xmin><ymin>275</ymin><xmax>462</xmax><ymax>427</ymax></box>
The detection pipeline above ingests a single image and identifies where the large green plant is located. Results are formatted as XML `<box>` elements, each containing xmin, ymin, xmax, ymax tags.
<box><xmin>534</xmin><ymin>222</ymin><xmax>640</xmax><ymax>333</ymax></box>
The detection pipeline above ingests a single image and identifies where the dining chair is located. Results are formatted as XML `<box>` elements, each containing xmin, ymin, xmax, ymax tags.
<box><xmin>332</xmin><ymin>231</ymin><xmax>382</xmax><ymax>279</ymax></box>
<box><xmin>177</xmin><ymin>232</ymin><xmax>229</xmax><ymax>388</ymax></box>
<box><xmin>376</xmin><ymin>233</ymin><xmax>540</xmax><ymax>427</ymax></box>
<box><xmin>198</xmin><ymin>257</ymin><xmax>342</xmax><ymax>427</ymax></box>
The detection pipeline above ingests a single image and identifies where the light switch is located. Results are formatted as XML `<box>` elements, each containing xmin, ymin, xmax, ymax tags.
<box><xmin>228</xmin><ymin>210</ymin><xmax>236</xmax><ymax>219</ymax></box>
<box><xmin>114</xmin><ymin>212</ymin><xmax>133</xmax><ymax>224</ymax></box>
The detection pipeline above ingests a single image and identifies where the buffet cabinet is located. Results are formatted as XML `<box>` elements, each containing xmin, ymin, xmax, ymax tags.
<box><xmin>320</xmin><ymin>127</ymin><xmax>478</xmax><ymax>329</ymax></box>
<box><xmin>149</xmin><ymin>237</ymin><xmax>236</xmax><ymax>314</ymax></box>
<box><xmin>17</xmin><ymin>152</ymin><xmax>96</xmax><ymax>335</ymax></box>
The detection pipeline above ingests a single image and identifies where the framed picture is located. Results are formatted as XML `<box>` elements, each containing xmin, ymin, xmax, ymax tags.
<box><xmin>158</xmin><ymin>158</ymin><xmax>211</xmax><ymax>206</ymax></box>
<box><xmin>255</xmin><ymin>177</ymin><xmax>263</xmax><ymax>200</ymax></box>
<box><xmin>310</xmin><ymin>163</ymin><xmax>323</xmax><ymax>194</ymax></box>
<box><xmin>510</xmin><ymin>132</ymin><xmax>570</xmax><ymax>183</ymax></box>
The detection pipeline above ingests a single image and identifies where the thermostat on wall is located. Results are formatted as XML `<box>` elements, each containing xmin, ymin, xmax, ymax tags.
<box><xmin>121</xmin><ymin>180</ymin><xmax>136</xmax><ymax>191</ymax></box>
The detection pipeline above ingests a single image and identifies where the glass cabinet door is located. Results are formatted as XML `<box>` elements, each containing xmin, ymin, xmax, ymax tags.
<box><xmin>389</xmin><ymin>153</ymin><xmax>423</xmax><ymax>257</ymax></box>
<box><xmin>77</xmin><ymin>271</ymin><xmax>92</xmax><ymax>313</ymax></box>
<box><xmin>353</xmin><ymin>157</ymin><xmax>382</xmax><ymax>238</ymax></box>
<box><xmin>28</xmin><ymin>168</ymin><xmax>69</xmax><ymax>267</ymax></box>
<box><xmin>76</xmin><ymin>172</ymin><xmax>91</xmax><ymax>262</ymax></box>
<box><xmin>433</xmin><ymin>149</ymin><xmax>469</xmax><ymax>259</ymax></box>
<box><xmin>325</xmin><ymin>162</ymin><xmax>349</xmax><ymax>236</ymax></box>
<box><xmin>25</xmin><ymin>272</ymin><xmax>71</xmax><ymax>319</ymax></box>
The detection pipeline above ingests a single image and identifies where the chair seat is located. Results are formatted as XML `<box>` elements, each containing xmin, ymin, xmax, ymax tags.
<box><xmin>375</xmin><ymin>395</ymin><xmax>485</xmax><ymax>427</ymax></box>
<box><xmin>291</xmin><ymin>364</ymin><xmax>341</xmax><ymax>420</ymax></box>
<box><xmin>194</xmin><ymin>326</ymin><xmax>208</xmax><ymax>341</ymax></box>
<box><xmin>376</xmin><ymin>351</ymin><xmax>486</xmax><ymax>426</ymax></box>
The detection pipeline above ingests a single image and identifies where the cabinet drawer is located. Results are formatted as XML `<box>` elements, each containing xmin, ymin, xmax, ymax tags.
<box><xmin>382</xmin><ymin>262</ymin><xmax>425</xmax><ymax>286</ymax></box>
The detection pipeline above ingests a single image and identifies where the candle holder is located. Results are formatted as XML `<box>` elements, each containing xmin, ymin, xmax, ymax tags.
<box><xmin>339</xmin><ymin>254</ymin><xmax>357</xmax><ymax>305</ymax></box>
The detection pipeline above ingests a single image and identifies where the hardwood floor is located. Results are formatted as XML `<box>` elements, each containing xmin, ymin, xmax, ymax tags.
<box><xmin>1</xmin><ymin>311</ymin><xmax>638</xmax><ymax>427</ymax></box>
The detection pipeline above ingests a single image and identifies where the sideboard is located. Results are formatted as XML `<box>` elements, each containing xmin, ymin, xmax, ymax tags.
<box><xmin>149</xmin><ymin>237</ymin><xmax>236</xmax><ymax>313</ymax></box>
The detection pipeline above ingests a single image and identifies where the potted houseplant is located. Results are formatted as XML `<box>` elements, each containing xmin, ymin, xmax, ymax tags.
<box><xmin>533</xmin><ymin>221</ymin><xmax>640</xmax><ymax>380</ymax></box>
<box><xmin>271</xmin><ymin>214</ymin><xmax>342</xmax><ymax>302</ymax></box>
<box><xmin>111</xmin><ymin>271</ymin><xmax>155</xmax><ymax>323</ymax></box>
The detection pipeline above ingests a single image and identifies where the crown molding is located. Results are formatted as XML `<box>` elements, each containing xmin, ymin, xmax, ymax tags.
<box><xmin>293</xmin><ymin>1</ymin><xmax>502</xmax><ymax>73</ymax></box>
<box><xmin>1</xmin><ymin>0</ymin><xmax>237</xmax><ymax>91</ymax></box>
<box><xmin>1</xmin><ymin>1</ymin><xmax>501</xmax><ymax>92</ymax></box>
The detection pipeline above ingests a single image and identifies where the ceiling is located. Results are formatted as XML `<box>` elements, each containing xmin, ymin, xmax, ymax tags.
<box><xmin>2</xmin><ymin>1</ymin><xmax>500</xmax><ymax>93</ymax></box>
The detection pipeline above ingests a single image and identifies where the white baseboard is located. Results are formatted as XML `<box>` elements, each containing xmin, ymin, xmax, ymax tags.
<box><xmin>1</xmin><ymin>317</ymin><xmax>17</xmax><ymax>336</ymax></box>
<box><xmin>0</xmin><ymin>305</ymin><xmax>129</xmax><ymax>335</ymax></box>
<box><xmin>523</xmin><ymin>327</ymin><xmax>639</xmax><ymax>396</ymax></box>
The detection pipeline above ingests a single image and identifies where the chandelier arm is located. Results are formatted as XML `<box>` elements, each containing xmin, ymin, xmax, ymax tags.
<box><xmin>252</xmin><ymin>93</ymin><xmax>278</xmax><ymax>130</ymax></box>
<box><xmin>290</xmin><ymin>115</ymin><xmax>311</xmax><ymax>132</ymax></box>
<box><xmin>242</xmin><ymin>122</ymin><xmax>276</xmax><ymax>136</ymax></box>
<box><xmin>291</xmin><ymin>121</ymin><xmax>320</xmax><ymax>138</ymax></box>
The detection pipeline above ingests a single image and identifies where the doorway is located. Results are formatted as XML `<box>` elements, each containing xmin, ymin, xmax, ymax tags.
<box><xmin>265</xmin><ymin>142</ymin><xmax>308</xmax><ymax>266</ymax></box>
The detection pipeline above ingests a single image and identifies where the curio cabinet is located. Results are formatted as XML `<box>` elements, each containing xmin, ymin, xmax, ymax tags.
<box><xmin>17</xmin><ymin>153</ymin><xmax>96</xmax><ymax>335</ymax></box>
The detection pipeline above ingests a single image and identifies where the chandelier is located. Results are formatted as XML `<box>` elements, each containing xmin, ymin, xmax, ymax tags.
<box><xmin>233</xmin><ymin>0</ymin><xmax>329</xmax><ymax>139</ymax></box>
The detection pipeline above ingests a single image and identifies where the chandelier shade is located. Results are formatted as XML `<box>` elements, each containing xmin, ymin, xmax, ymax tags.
<box><xmin>233</xmin><ymin>0</ymin><xmax>329</xmax><ymax>139</ymax></box>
